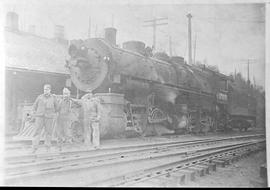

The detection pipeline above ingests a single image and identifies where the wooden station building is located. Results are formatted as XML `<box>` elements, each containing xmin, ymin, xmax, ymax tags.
<box><xmin>5</xmin><ymin>12</ymin><xmax>77</xmax><ymax>133</ymax></box>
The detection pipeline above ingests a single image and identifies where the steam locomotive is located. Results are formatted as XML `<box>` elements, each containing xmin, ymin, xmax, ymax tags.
<box><xmin>65</xmin><ymin>28</ymin><xmax>257</xmax><ymax>139</ymax></box>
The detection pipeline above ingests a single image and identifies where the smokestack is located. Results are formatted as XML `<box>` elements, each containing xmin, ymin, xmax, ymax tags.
<box><xmin>28</xmin><ymin>25</ymin><xmax>35</xmax><ymax>34</ymax></box>
<box><xmin>104</xmin><ymin>27</ymin><xmax>117</xmax><ymax>45</ymax></box>
<box><xmin>54</xmin><ymin>25</ymin><xmax>68</xmax><ymax>45</ymax></box>
<box><xmin>187</xmin><ymin>13</ymin><xmax>192</xmax><ymax>65</ymax></box>
<box><xmin>6</xmin><ymin>12</ymin><xmax>19</xmax><ymax>31</ymax></box>
<box><xmin>54</xmin><ymin>25</ymin><xmax>65</xmax><ymax>39</ymax></box>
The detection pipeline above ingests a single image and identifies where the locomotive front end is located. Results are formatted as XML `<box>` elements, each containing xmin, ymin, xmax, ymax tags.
<box><xmin>66</xmin><ymin>38</ymin><xmax>129</xmax><ymax>139</ymax></box>
<box><xmin>66</xmin><ymin>39</ymin><xmax>111</xmax><ymax>93</ymax></box>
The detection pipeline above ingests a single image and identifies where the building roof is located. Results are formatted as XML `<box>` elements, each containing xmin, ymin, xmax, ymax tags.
<box><xmin>5</xmin><ymin>29</ymin><xmax>69</xmax><ymax>74</ymax></box>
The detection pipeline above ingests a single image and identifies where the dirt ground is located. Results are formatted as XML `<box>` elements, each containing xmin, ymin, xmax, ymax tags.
<box><xmin>184</xmin><ymin>150</ymin><xmax>267</xmax><ymax>187</ymax></box>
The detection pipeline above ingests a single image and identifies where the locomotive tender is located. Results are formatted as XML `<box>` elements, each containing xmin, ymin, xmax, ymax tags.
<box><xmin>66</xmin><ymin>27</ymin><xmax>257</xmax><ymax>138</ymax></box>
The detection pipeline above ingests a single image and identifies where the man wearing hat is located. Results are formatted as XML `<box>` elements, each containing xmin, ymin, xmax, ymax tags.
<box><xmin>81</xmin><ymin>92</ymin><xmax>101</xmax><ymax>148</ymax></box>
<box><xmin>56</xmin><ymin>87</ymin><xmax>77</xmax><ymax>150</ymax></box>
<box><xmin>32</xmin><ymin>84</ymin><xmax>58</xmax><ymax>153</ymax></box>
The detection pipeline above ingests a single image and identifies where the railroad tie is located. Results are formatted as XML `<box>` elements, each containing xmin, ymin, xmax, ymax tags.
<box><xmin>219</xmin><ymin>156</ymin><xmax>234</xmax><ymax>165</ymax></box>
<box><xmin>227</xmin><ymin>155</ymin><xmax>238</xmax><ymax>163</ymax></box>
<box><xmin>250</xmin><ymin>148</ymin><xmax>259</xmax><ymax>155</ymax></box>
<box><xmin>195</xmin><ymin>164</ymin><xmax>210</xmax><ymax>174</ymax></box>
<box><xmin>145</xmin><ymin>176</ymin><xmax>177</xmax><ymax>187</ymax></box>
<box><xmin>233</xmin><ymin>151</ymin><xmax>246</xmax><ymax>160</ymax></box>
<box><xmin>240</xmin><ymin>147</ymin><xmax>255</xmax><ymax>158</ymax></box>
<box><xmin>246</xmin><ymin>148</ymin><xmax>258</xmax><ymax>157</ymax></box>
<box><xmin>131</xmin><ymin>179</ymin><xmax>163</xmax><ymax>187</ymax></box>
<box><xmin>157</xmin><ymin>174</ymin><xmax>183</xmax><ymax>187</ymax></box>
<box><xmin>185</xmin><ymin>166</ymin><xmax>205</xmax><ymax>177</ymax></box>
<box><xmin>211</xmin><ymin>159</ymin><xmax>226</xmax><ymax>168</ymax></box>
<box><xmin>231</xmin><ymin>152</ymin><xmax>244</xmax><ymax>162</ymax></box>
<box><xmin>239</xmin><ymin>150</ymin><xmax>249</xmax><ymax>159</ymax></box>
<box><xmin>175</xmin><ymin>169</ymin><xmax>196</xmax><ymax>182</ymax></box>
<box><xmin>166</xmin><ymin>172</ymin><xmax>186</xmax><ymax>185</ymax></box>
<box><xmin>231</xmin><ymin>153</ymin><xmax>241</xmax><ymax>162</ymax></box>
<box><xmin>199</xmin><ymin>162</ymin><xmax>216</xmax><ymax>172</ymax></box>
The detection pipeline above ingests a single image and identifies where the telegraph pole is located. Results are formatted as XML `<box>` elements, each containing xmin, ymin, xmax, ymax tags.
<box><xmin>193</xmin><ymin>33</ymin><xmax>197</xmax><ymax>64</ymax></box>
<box><xmin>241</xmin><ymin>59</ymin><xmax>255</xmax><ymax>86</ymax></box>
<box><xmin>187</xmin><ymin>13</ymin><xmax>192</xmax><ymax>65</ymax></box>
<box><xmin>88</xmin><ymin>16</ymin><xmax>91</xmax><ymax>38</ymax></box>
<box><xmin>247</xmin><ymin>59</ymin><xmax>250</xmax><ymax>85</ymax></box>
<box><xmin>95</xmin><ymin>24</ymin><xmax>98</xmax><ymax>37</ymax></box>
<box><xmin>253</xmin><ymin>76</ymin><xmax>256</xmax><ymax>88</ymax></box>
<box><xmin>169</xmin><ymin>35</ymin><xmax>172</xmax><ymax>56</ymax></box>
<box><xmin>143</xmin><ymin>17</ymin><xmax>168</xmax><ymax>51</ymax></box>
<box><xmin>244</xmin><ymin>59</ymin><xmax>252</xmax><ymax>112</ymax></box>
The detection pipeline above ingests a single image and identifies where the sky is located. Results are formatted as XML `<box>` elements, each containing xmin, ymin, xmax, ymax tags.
<box><xmin>2</xmin><ymin>0</ymin><xmax>266</xmax><ymax>87</ymax></box>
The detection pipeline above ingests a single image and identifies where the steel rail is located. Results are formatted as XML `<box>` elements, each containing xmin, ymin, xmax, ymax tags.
<box><xmin>4</xmin><ymin>138</ymin><xmax>264</xmax><ymax>184</ymax></box>
<box><xmin>5</xmin><ymin>134</ymin><xmax>263</xmax><ymax>169</ymax></box>
<box><xmin>4</xmin><ymin>138</ymin><xmax>243</xmax><ymax>175</ymax></box>
<box><xmin>93</xmin><ymin>140</ymin><xmax>265</xmax><ymax>187</ymax></box>
<box><xmin>5</xmin><ymin>128</ymin><xmax>264</xmax><ymax>150</ymax></box>
<box><xmin>5</xmin><ymin>134</ymin><xmax>264</xmax><ymax>164</ymax></box>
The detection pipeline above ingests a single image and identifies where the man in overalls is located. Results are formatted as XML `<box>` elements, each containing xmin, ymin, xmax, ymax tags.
<box><xmin>81</xmin><ymin>92</ymin><xmax>100</xmax><ymax>149</ymax></box>
<box><xmin>32</xmin><ymin>84</ymin><xmax>58</xmax><ymax>153</ymax></box>
<box><xmin>56</xmin><ymin>88</ymin><xmax>74</xmax><ymax>150</ymax></box>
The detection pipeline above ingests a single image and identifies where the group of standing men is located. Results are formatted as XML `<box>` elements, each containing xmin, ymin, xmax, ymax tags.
<box><xmin>31</xmin><ymin>84</ymin><xmax>100</xmax><ymax>153</ymax></box>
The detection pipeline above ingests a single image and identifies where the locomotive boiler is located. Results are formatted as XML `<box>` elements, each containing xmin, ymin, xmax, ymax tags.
<box><xmin>65</xmin><ymin>27</ymin><xmax>234</xmax><ymax>138</ymax></box>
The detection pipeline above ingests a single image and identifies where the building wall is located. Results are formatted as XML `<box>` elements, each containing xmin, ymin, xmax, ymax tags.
<box><xmin>5</xmin><ymin>69</ymin><xmax>77</xmax><ymax>132</ymax></box>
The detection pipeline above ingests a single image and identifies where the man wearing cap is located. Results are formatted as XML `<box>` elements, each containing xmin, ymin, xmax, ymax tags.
<box><xmin>56</xmin><ymin>87</ymin><xmax>75</xmax><ymax>150</ymax></box>
<box><xmin>81</xmin><ymin>92</ymin><xmax>101</xmax><ymax>148</ymax></box>
<box><xmin>32</xmin><ymin>84</ymin><xmax>58</xmax><ymax>153</ymax></box>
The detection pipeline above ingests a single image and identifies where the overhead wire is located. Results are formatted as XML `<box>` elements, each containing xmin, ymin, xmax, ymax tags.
<box><xmin>193</xmin><ymin>17</ymin><xmax>264</xmax><ymax>23</ymax></box>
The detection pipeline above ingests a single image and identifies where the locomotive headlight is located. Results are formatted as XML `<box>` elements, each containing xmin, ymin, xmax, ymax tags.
<box><xmin>103</xmin><ymin>56</ymin><xmax>110</xmax><ymax>62</ymax></box>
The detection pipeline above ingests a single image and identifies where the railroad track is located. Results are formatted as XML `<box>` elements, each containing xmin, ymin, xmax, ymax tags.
<box><xmin>5</xmin><ymin>131</ymin><xmax>264</xmax><ymax>151</ymax></box>
<box><xmin>107</xmin><ymin>140</ymin><xmax>265</xmax><ymax>187</ymax></box>
<box><xmin>3</xmin><ymin>134</ymin><xmax>265</xmax><ymax>186</ymax></box>
<box><xmin>5</xmin><ymin>134</ymin><xmax>263</xmax><ymax>168</ymax></box>
<box><xmin>5</xmin><ymin>134</ymin><xmax>263</xmax><ymax>163</ymax></box>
